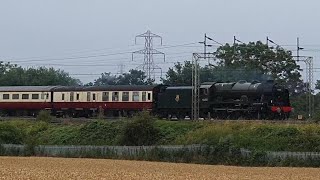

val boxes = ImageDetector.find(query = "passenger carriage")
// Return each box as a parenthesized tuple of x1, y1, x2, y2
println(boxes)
(52, 85, 159, 117)
(0, 86, 53, 116)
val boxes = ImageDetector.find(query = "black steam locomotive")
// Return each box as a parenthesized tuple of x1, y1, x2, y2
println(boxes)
(156, 80, 292, 120)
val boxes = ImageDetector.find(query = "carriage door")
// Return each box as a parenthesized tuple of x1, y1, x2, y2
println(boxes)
(70, 92, 74, 102)
(87, 92, 91, 102)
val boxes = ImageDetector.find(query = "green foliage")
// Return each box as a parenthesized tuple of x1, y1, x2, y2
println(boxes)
(3, 120, 320, 167)
(37, 125, 80, 145)
(161, 61, 193, 85)
(215, 41, 303, 94)
(316, 80, 320, 90)
(290, 93, 320, 120)
(36, 110, 53, 123)
(119, 112, 161, 146)
(78, 121, 123, 145)
(0, 62, 80, 86)
(155, 120, 203, 144)
(0, 123, 24, 144)
(162, 41, 303, 94)
(91, 69, 154, 86)
(3, 119, 320, 153)
(176, 122, 320, 152)
(161, 61, 271, 86)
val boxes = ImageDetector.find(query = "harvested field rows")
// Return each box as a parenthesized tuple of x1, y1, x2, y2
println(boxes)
(0, 157, 320, 180)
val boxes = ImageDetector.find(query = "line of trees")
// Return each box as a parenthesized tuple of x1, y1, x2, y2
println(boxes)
(0, 62, 80, 86)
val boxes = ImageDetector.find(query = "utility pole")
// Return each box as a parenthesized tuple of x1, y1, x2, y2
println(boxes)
(132, 30, 165, 80)
(295, 38, 313, 118)
(199, 33, 222, 64)
(191, 52, 215, 121)
(267, 37, 281, 49)
(297, 37, 304, 62)
(233, 36, 243, 58)
(233, 36, 243, 45)
(192, 33, 221, 120)
(292, 56, 314, 118)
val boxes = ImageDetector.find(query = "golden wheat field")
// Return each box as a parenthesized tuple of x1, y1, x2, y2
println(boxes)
(0, 157, 320, 180)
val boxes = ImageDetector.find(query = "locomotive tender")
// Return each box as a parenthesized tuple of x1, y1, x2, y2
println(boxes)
(0, 80, 292, 119)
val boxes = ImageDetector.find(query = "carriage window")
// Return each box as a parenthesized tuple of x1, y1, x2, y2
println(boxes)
(3, 94, 9, 100)
(102, 92, 109, 101)
(142, 92, 146, 101)
(92, 93, 96, 101)
(62, 93, 65, 101)
(122, 92, 129, 101)
(22, 94, 29, 99)
(147, 93, 151, 101)
(76, 93, 80, 100)
(32, 94, 39, 99)
(70, 92, 74, 101)
(42, 93, 49, 99)
(112, 92, 119, 101)
(132, 92, 139, 102)
(12, 94, 19, 99)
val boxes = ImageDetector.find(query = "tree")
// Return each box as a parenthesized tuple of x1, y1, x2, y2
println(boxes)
(117, 69, 154, 85)
(315, 80, 320, 90)
(161, 61, 271, 85)
(161, 61, 192, 85)
(93, 72, 118, 86)
(0, 62, 80, 86)
(214, 41, 303, 94)
(92, 70, 153, 86)
(119, 111, 160, 146)
(162, 41, 303, 94)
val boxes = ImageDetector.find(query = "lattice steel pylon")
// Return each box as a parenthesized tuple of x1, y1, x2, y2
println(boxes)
(192, 53, 215, 121)
(293, 56, 314, 118)
(132, 30, 165, 80)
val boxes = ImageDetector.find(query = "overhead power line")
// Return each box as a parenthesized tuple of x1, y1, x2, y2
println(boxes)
(6, 42, 200, 64)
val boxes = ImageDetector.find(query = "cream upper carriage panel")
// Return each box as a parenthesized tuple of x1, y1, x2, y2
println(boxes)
(52, 85, 157, 103)
(90, 91, 153, 102)
(53, 91, 88, 102)
(0, 86, 55, 103)
(76, 85, 155, 103)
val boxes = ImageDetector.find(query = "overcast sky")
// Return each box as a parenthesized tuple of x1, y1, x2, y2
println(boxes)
(0, 0, 320, 83)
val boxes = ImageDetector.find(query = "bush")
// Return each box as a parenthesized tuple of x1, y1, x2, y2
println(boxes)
(78, 121, 123, 145)
(36, 110, 53, 122)
(119, 111, 161, 146)
(0, 123, 24, 144)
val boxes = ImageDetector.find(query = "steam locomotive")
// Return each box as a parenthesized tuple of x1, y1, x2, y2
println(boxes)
(156, 80, 292, 120)
(0, 80, 291, 119)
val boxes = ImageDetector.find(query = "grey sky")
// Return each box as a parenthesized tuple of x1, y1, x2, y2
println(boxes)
(0, 0, 319, 83)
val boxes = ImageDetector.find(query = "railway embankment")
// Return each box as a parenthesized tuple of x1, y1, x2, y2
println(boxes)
(1, 113, 320, 166)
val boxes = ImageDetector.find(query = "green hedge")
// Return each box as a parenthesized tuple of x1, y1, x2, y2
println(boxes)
(1, 119, 320, 152)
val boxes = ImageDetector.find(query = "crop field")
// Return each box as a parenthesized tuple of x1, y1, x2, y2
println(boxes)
(0, 157, 320, 180)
